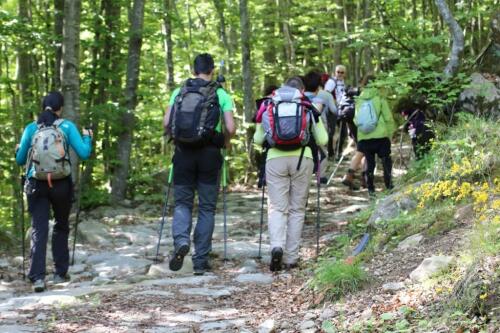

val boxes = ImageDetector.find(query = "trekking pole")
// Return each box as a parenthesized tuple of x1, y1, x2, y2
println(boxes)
(155, 164, 174, 263)
(257, 179, 265, 259)
(222, 149, 228, 262)
(19, 175, 26, 280)
(71, 160, 85, 266)
(326, 153, 346, 186)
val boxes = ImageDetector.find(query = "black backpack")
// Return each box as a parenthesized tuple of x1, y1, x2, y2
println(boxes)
(169, 78, 221, 147)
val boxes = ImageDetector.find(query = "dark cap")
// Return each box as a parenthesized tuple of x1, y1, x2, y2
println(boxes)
(42, 91, 64, 112)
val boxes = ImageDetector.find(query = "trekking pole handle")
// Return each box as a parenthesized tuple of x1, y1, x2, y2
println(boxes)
(222, 150, 227, 188)
(168, 164, 174, 184)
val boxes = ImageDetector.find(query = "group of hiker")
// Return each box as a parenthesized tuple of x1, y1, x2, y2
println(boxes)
(15, 52, 435, 292)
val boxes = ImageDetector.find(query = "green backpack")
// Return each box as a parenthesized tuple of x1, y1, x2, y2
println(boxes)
(29, 119, 71, 180)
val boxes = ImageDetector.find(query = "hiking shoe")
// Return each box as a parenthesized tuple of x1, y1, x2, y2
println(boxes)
(169, 244, 190, 271)
(320, 177, 328, 184)
(270, 247, 283, 272)
(53, 274, 70, 284)
(193, 261, 212, 276)
(32, 279, 46, 293)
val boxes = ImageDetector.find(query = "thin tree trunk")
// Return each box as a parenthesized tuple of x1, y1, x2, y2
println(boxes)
(239, 0, 253, 123)
(163, 0, 175, 91)
(279, 0, 295, 73)
(111, 0, 145, 203)
(213, 0, 234, 88)
(17, 0, 34, 122)
(262, 0, 277, 89)
(53, 0, 64, 89)
(62, 0, 82, 179)
(362, 0, 373, 77)
(435, 0, 464, 76)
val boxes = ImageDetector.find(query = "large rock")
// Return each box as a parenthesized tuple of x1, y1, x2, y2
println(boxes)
(397, 233, 424, 250)
(87, 252, 152, 279)
(258, 319, 275, 333)
(78, 220, 112, 247)
(235, 273, 273, 284)
(410, 255, 454, 282)
(368, 190, 417, 228)
(459, 73, 500, 119)
(212, 241, 270, 260)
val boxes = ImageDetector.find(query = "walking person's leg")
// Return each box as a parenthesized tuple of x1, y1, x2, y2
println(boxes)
(377, 138, 393, 190)
(192, 146, 222, 274)
(285, 157, 314, 267)
(358, 140, 377, 194)
(49, 177, 73, 280)
(27, 181, 49, 291)
(266, 157, 291, 271)
(170, 146, 196, 271)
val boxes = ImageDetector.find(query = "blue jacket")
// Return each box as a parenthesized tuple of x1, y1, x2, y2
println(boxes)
(16, 119, 92, 178)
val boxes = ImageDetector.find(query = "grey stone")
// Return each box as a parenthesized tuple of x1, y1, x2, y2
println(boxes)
(212, 241, 270, 260)
(299, 320, 316, 330)
(235, 273, 273, 284)
(78, 220, 112, 246)
(145, 328, 192, 333)
(140, 275, 217, 287)
(319, 308, 336, 320)
(148, 259, 193, 276)
(200, 321, 232, 332)
(238, 259, 258, 274)
(179, 287, 231, 298)
(367, 190, 417, 228)
(258, 319, 275, 333)
(0, 325, 40, 332)
(131, 290, 173, 297)
(382, 282, 406, 292)
(397, 234, 424, 250)
(459, 73, 500, 118)
(0, 258, 9, 268)
(360, 308, 373, 320)
(410, 256, 454, 282)
(35, 313, 47, 321)
(89, 253, 151, 279)
(69, 263, 87, 274)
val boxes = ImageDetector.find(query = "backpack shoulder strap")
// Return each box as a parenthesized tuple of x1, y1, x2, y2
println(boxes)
(53, 118, 65, 127)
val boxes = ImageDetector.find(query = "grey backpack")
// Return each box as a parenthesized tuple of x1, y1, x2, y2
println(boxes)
(29, 119, 71, 180)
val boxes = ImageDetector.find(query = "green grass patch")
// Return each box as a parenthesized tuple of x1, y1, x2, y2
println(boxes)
(312, 260, 368, 300)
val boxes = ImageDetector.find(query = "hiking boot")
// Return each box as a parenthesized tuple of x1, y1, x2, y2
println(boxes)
(341, 169, 359, 190)
(320, 177, 328, 184)
(169, 244, 190, 271)
(32, 279, 46, 293)
(53, 274, 70, 284)
(193, 261, 212, 276)
(270, 247, 283, 272)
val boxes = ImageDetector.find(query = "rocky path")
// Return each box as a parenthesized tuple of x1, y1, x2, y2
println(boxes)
(1, 143, 469, 333)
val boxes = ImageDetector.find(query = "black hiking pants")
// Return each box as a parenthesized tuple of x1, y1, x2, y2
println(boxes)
(171, 144, 222, 269)
(357, 138, 393, 193)
(27, 177, 73, 282)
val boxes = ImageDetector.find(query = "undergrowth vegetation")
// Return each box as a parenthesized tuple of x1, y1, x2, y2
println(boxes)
(313, 114, 499, 332)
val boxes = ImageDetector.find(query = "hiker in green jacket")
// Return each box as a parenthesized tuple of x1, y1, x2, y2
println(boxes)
(354, 74, 396, 196)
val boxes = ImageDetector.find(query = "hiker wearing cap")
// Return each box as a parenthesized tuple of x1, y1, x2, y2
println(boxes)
(163, 53, 236, 275)
(253, 76, 328, 271)
(15, 92, 93, 292)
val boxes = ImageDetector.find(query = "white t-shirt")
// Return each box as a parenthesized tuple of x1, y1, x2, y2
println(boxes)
(324, 77, 345, 103)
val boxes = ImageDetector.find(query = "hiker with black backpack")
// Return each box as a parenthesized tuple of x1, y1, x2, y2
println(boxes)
(253, 76, 328, 271)
(163, 53, 236, 275)
(354, 75, 396, 197)
(15, 92, 93, 292)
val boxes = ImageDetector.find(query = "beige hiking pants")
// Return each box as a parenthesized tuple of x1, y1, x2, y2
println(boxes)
(266, 156, 314, 264)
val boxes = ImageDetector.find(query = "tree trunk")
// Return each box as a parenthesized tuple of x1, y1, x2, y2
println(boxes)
(62, 0, 81, 180)
(111, 0, 145, 203)
(17, 0, 34, 121)
(434, 0, 464, 76)
(239, 0, 253, 123)
(279, 0, 295, 73)
(362, 0, 373, 77)
(53, 0, 64, 90)
(163, 0, 175, 91)
(262, 0, 277, 89)
(213, 0, 234, 88)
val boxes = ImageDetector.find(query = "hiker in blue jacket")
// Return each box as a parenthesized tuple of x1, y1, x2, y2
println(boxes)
(15, 91, 92, 292)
